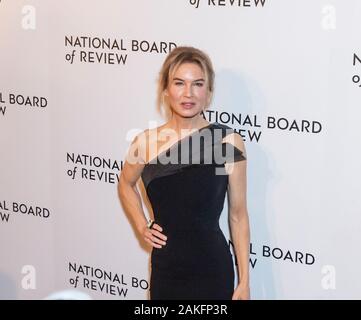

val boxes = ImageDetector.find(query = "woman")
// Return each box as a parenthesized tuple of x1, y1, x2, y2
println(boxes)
(118, 46, 250, 300)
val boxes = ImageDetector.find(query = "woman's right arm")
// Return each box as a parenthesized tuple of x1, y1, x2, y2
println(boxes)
(117, 132, 167, 249)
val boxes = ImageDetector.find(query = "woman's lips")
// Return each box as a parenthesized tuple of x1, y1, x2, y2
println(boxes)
(181, 102, 195, 109)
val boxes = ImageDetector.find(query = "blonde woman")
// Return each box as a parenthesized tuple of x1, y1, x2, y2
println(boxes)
(118, 46, 250, 300)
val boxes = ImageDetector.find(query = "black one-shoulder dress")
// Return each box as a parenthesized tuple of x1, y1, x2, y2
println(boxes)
(141, 122, 246, 300)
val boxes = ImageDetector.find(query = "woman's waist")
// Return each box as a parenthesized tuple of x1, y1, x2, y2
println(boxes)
(151, 231, 230, 256)
(153, 219, 222, 234)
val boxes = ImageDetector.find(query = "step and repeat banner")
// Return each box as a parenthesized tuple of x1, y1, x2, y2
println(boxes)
(1, 0, 360, 299)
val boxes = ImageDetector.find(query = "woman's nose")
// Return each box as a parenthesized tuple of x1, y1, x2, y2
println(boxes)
(184, 84, 193, 97)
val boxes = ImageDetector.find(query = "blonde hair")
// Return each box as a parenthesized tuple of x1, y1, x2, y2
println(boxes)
(156, 46, 215, 120)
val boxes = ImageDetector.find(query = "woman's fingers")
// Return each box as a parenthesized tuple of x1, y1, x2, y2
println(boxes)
(144, 237, 162, 248)
(152, 229, 167, 242)
(152, 223, 167, 241)
(151, 223, 163, 233)
(143, 223, 167, 248)
(148, 229, 167, 246)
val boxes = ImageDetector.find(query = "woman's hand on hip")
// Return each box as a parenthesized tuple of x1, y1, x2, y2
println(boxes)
(142, 222, 167, 248)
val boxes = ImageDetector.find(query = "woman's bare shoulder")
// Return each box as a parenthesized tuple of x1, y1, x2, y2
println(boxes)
(129, 124, 169, 163)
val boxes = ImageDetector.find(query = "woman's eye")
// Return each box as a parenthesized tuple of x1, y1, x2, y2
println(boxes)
(175, 82, 183, 86)
(194, 82, 204, 87)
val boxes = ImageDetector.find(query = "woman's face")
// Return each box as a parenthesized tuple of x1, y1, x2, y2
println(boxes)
(165, 62, 209, 118)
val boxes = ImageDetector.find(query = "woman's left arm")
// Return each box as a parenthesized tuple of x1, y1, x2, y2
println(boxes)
(223, 133, 250, 300)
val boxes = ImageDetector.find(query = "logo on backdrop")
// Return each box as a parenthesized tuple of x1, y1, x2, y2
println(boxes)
(64, 35, 177, 66)
(231, 241, 316, 269)
(352, 53, 361, 88)
(0, 199, 50, 223)
(66, 152, 122, 184)
(188, 0, 267, 9)
(0, 92, 47, 117)
(68, 262, 148, 298)
(203, 110, 322, 142)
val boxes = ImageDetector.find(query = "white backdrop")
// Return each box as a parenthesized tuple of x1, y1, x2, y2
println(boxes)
(1, 0, 361, 299)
